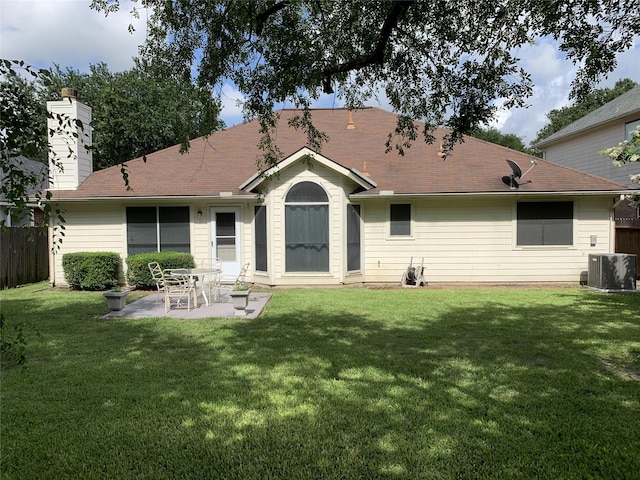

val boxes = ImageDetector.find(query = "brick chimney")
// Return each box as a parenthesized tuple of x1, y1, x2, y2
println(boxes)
(47, 89, 92, 190)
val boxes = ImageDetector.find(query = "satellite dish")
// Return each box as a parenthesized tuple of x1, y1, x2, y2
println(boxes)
(506, 159, 522, 178)
(502, 159, 537, 189)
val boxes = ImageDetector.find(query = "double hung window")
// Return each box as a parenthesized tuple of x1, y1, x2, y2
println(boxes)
(126, 206, 190, 254)
(517, 201, 573, 246)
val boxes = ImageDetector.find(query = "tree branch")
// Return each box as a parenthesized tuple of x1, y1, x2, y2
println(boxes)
(321, 0, 414, 93)
(255, 0, 291, 35)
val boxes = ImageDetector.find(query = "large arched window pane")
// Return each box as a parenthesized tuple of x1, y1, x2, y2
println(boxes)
(285, 182, 329, 272)
(286, 182, 328, 202)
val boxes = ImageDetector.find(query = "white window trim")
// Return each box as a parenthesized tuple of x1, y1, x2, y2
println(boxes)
(388, 202, 414, 238)
(511, 200, 577, 250)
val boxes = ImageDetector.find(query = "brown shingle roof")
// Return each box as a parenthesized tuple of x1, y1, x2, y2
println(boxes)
(53, 107, 629, 199)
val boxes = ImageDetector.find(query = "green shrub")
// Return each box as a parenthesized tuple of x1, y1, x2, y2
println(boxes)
(125, 252, 195, 289)
(62, 252, 121, 290)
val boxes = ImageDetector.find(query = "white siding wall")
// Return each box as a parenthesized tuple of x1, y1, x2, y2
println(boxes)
(50, 202, 126, 286)
(262, 160, 354, 285)
(543, 118, 640, 187)
(47, 99, 93, 191)
(359, 195, 615, 283)
(50, 198, 260, 288)
(50, 189, 617, 287)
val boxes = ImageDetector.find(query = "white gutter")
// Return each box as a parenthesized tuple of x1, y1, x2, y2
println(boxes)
(351, 190, 631, 199)
(44, 194, 259, 202)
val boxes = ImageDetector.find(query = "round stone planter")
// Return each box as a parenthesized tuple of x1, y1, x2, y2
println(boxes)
(103, 289, 130, 311)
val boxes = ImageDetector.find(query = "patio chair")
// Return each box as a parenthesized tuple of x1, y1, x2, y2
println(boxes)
(219, 262, 250, 288)
(148, 262, 165, 304)
(163, 269, 195, 313)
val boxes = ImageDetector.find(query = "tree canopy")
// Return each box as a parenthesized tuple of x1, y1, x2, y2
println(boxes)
(92, 0, 640, 162)
(27, 61, 222, 169)
(0, 59, 221, 229)
(532, 78, 638, 145)
(469, 127, 539, 157)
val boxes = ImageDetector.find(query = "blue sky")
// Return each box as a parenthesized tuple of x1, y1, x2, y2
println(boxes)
(2, 0, 639, 144)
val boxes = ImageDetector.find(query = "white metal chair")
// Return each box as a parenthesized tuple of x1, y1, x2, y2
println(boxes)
(163, 269, 195, 313)
(218, 263, 249, 291)
(148, 262, 165, 304)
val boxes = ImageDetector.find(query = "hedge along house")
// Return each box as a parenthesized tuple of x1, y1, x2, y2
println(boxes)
(46, 93, 632, 287)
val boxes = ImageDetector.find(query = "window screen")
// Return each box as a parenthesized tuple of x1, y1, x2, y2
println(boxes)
(347, 204, 361, 271)
(127, 206, 190, 254)
(254, 206, 268, 272)
(517, 202, 573, 246)
(215, 212, 236, 261)
(159, 207, 190, 252)
(285, 182, 329, 272)
(390, 204, 411, 236)
(127, 207, 157, 255)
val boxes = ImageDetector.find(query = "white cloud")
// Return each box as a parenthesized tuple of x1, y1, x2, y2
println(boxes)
(0, 0, 146, 72)
(218, 82, 246, 127)
(491, 37, 640, 144)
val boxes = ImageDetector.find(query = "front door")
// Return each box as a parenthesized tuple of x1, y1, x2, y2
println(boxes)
(210, 207, 242, 279)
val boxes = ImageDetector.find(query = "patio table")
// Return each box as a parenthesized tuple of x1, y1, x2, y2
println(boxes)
(170, 268, 221, 307)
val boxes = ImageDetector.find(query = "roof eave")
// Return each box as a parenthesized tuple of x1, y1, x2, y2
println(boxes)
(351, 190, 631, 199)
(240, 147, 377, 192)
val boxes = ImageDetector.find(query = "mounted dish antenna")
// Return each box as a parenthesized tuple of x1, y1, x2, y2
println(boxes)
(502, 159, 537, 189)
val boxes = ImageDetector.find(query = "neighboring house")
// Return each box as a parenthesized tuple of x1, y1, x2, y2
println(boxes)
(46, 94, 631, 287)
(533, 85, 640, 225)
(1, 155, 48, 227)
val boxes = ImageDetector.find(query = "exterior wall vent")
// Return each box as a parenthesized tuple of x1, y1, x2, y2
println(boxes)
(587, 254, 637, 291)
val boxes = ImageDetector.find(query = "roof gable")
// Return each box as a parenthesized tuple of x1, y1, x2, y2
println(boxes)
(240, 147, 377, 193)
(51, 107, 630, 200)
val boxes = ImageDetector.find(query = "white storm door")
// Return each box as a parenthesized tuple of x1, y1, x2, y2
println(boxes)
(210, 207, 242, 279)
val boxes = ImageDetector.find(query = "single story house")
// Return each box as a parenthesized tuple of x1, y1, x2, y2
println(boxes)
(46, 93, 632, 287)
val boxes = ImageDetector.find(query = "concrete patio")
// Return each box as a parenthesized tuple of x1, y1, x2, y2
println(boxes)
(102, 288, 272, 319)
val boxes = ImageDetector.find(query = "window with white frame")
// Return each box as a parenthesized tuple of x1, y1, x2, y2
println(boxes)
(285, 182, 329, 272)
(390, 203, 411, 236)
(347, 204, 361, 271)
(126, 206, 190, 255)
(254, 205, 268, 272)
(517, 201, 573, 246)
(625, 119, 640, 140)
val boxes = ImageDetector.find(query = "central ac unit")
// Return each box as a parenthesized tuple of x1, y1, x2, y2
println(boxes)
(587, 254, 637, 290)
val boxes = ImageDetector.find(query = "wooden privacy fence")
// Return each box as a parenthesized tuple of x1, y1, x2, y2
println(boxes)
(0, 227, 49, 289)
(615, 227, 640, 279)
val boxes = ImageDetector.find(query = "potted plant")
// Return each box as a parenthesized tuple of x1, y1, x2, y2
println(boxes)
(229, 280, 251, 316)
(103, 287, 130, 311)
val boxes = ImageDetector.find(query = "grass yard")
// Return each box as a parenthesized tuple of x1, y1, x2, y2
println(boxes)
(1, 283, 639, 479)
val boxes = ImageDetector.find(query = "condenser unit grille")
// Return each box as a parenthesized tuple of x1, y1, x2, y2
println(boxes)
(588, 254, 637, 290)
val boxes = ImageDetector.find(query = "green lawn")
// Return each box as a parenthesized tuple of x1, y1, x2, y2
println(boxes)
(1, 283, 639, 479)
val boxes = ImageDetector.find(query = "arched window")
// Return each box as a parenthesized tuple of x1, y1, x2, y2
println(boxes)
(285, 182, 329, 272)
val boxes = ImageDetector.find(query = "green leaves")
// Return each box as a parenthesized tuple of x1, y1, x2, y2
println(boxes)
(93, 0, 639, 158)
